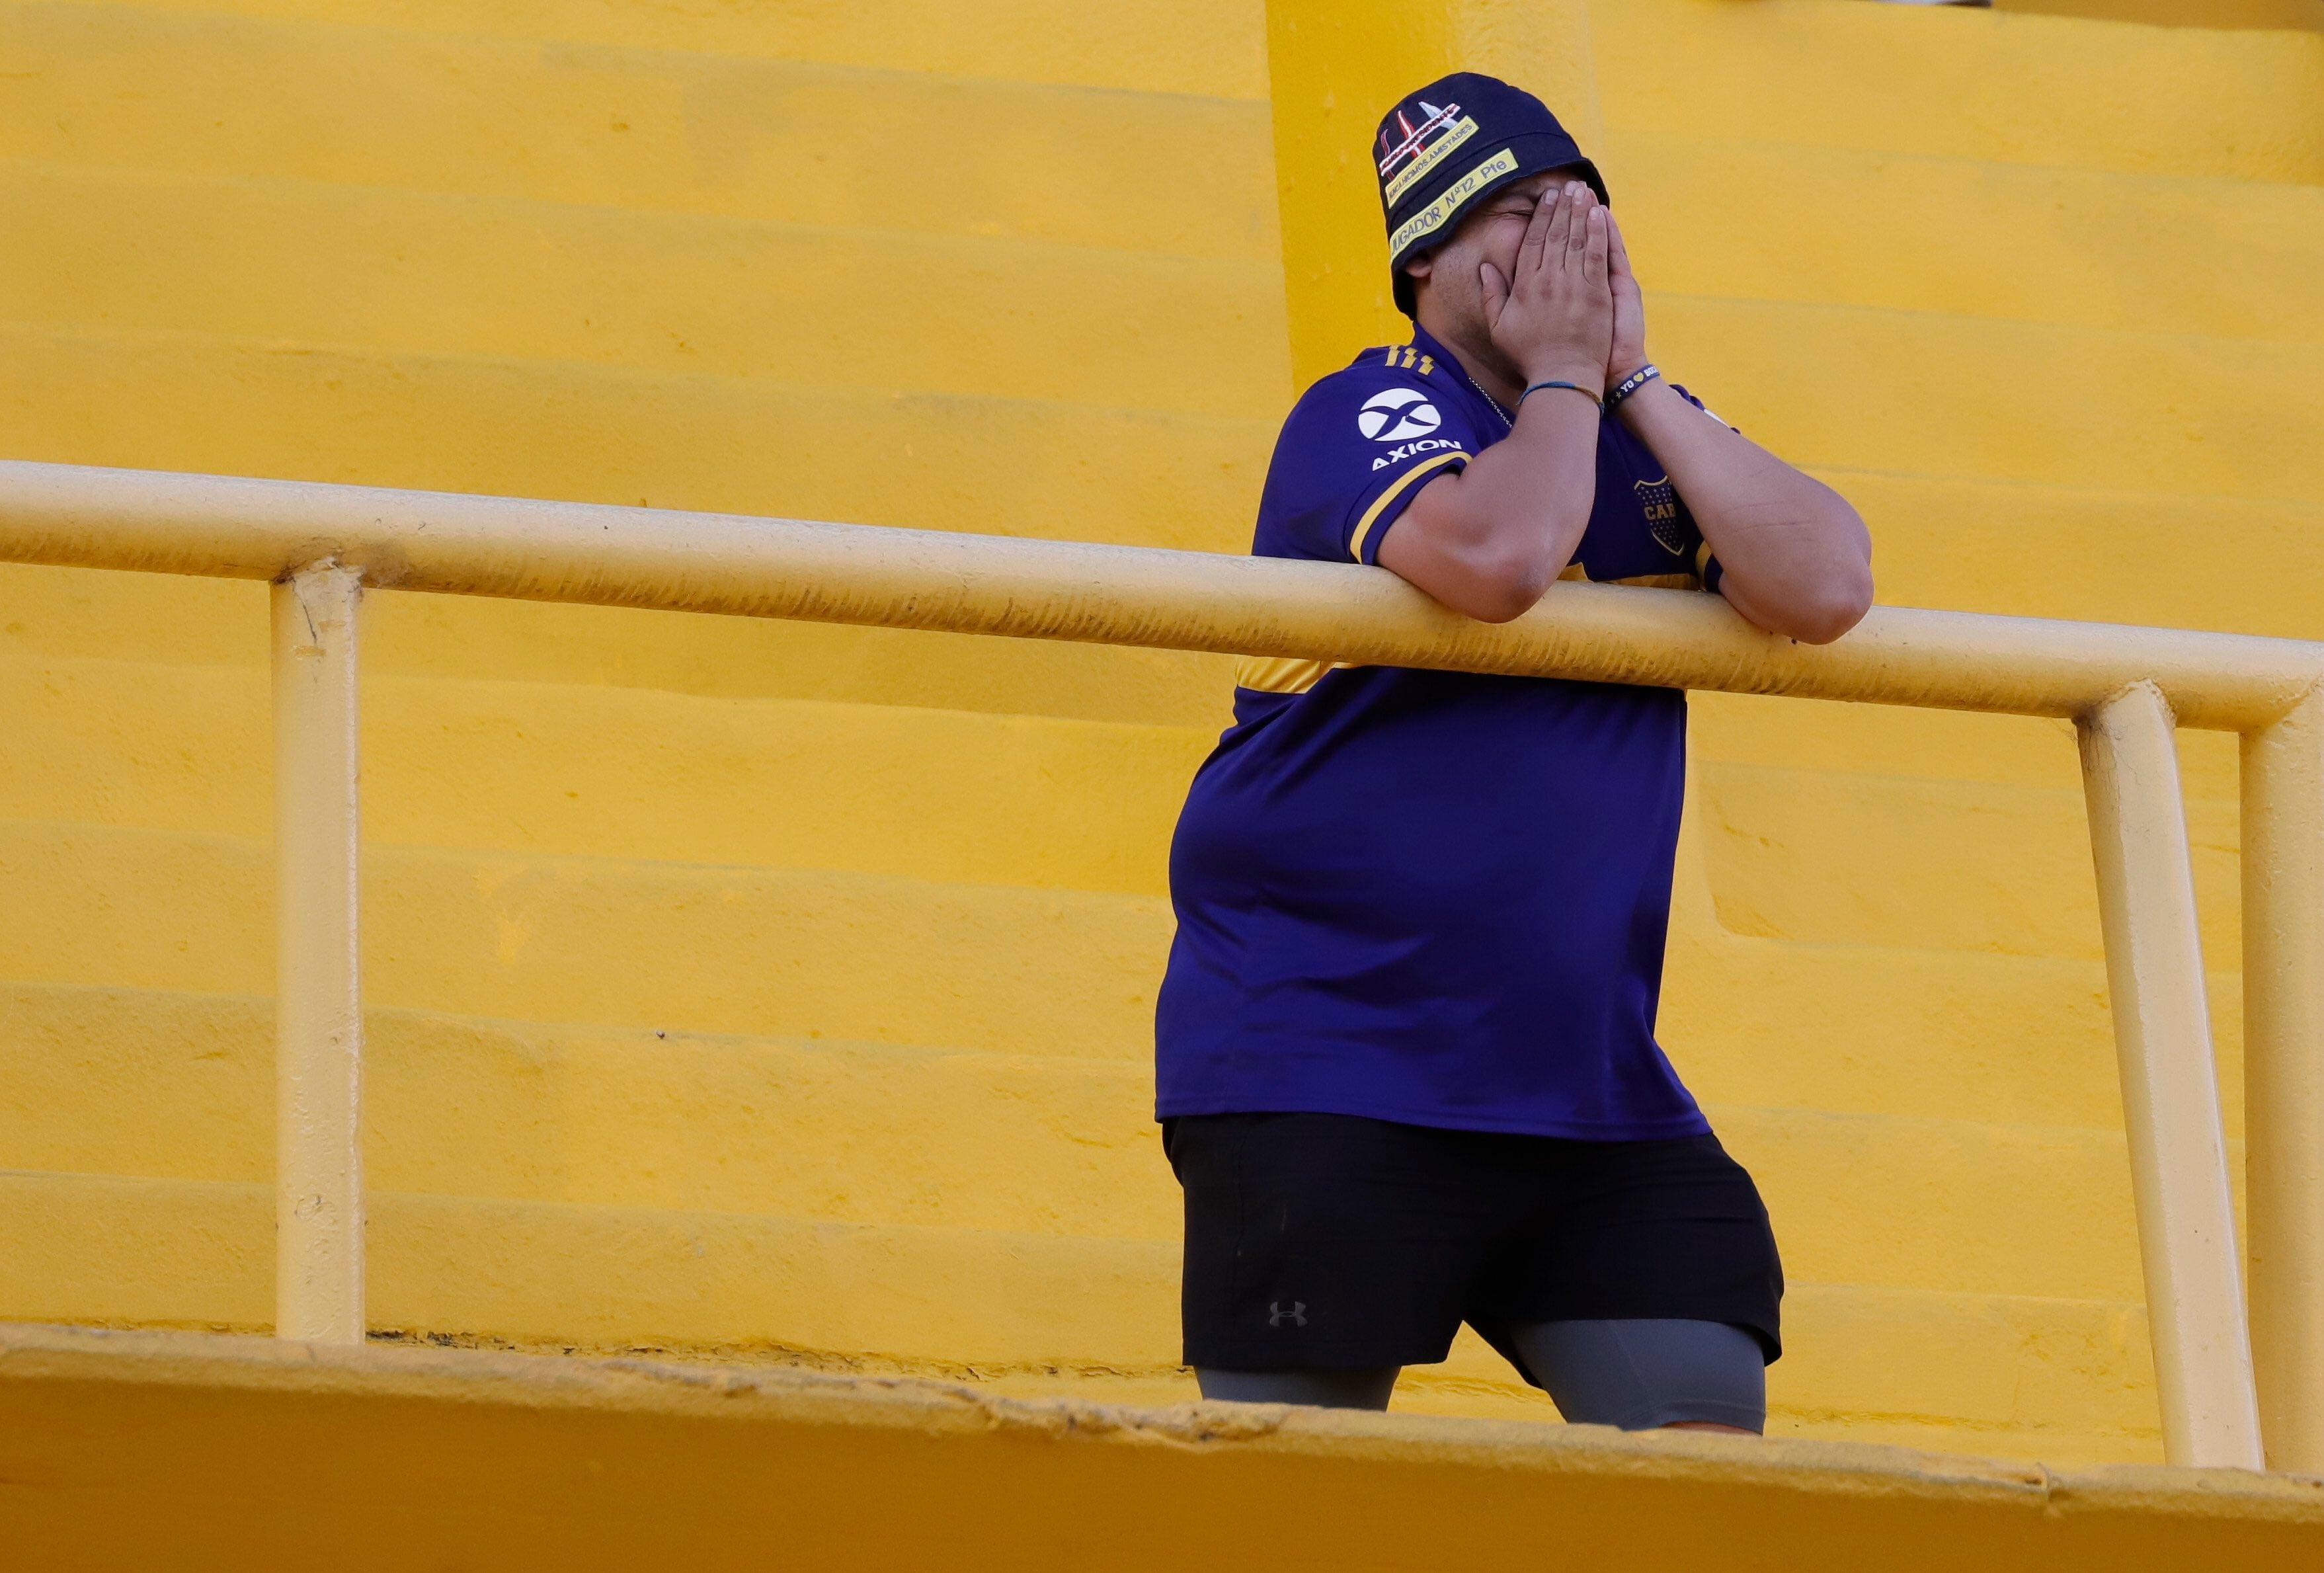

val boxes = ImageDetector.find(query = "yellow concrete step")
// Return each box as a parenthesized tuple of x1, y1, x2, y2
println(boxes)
(0, 817, 1172, 1055)
(1683, 702, 2249, 1083)
(0, 975, 2173, 1303)
(0, 651, 1208, 895)
(1819, 472, 2324, 635)
(1992, 0, 2324, 28)
(0, 829, 2158, 1141)
(1665, 936, 2169, 1136)
(1697, 762, 2240, 963)
(0, 1166, 2168, 1457)
(0, 776, 2210, 1137)
(34, 1325, 2298, 1566)
(0, 565, 1240, 728)
(1608, 128, 2324, 343)
(18, 155, 2319, 488)
(1690, 700, 2241, 803)
(0, 2, 1279, 262)
(0, 797, 2164, 1115)
(0, 324, 1274, 553)
(10, 305, 2321, 564)
(1657, 294, 2324, 503)
(1771, 1280, 2157, 1460)
(0, 987, 1177, 1241)
(0, 161, 1287, 424)
(0, 638, 2239, 1150)
(51, 0, 1271, 99)
(1594, 0, 2324, 183)
(0, 646, 2243, 962)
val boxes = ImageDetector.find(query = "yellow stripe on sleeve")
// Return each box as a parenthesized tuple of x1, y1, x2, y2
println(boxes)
(1234, 655, 1347, 694)
(1349, 450, 1466, 563)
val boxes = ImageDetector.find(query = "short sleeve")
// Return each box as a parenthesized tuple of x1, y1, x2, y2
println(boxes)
(1254, 366, 1488, 567)
(1670, 382, 1739, 435)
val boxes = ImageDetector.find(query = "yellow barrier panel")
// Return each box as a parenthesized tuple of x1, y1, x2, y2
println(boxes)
(2, 457, 2319, 1472)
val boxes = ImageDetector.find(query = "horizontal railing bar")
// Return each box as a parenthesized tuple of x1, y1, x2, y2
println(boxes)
(3, 460, 2319, 731)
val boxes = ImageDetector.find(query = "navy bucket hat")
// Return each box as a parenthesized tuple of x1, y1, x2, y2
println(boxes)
(1376, 72, 1608, 317)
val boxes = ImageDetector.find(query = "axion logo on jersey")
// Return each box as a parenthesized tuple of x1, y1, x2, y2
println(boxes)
(1371, 438, 1461, 472)
(1378, 100, 1480, 207)
(1357, 387, 1442, 443)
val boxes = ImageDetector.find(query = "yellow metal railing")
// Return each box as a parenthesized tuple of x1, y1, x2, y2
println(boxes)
(3, 458, 2319, 1474)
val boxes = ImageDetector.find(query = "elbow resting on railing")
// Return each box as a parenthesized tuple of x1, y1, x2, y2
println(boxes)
(1416, 542, 1876, 643)
(1379, 530, 1574, 625)
(1461, 547, 1565, 625)
(1751, 557, 1876, 647)
(1709, 497, 1878, 647)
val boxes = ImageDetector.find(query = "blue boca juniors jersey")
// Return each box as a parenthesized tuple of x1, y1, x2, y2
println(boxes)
(1154, 325, 1723, 1139)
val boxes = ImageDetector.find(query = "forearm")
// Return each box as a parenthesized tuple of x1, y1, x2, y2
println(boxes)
(1617, 381, 1872, 642)
(1378, 393, 1601, 622)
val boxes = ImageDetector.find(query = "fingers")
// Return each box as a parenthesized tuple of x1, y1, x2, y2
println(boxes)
(1564, 182, 1596, 261)
(1479, 259, 1510, 323)
(1483, 181, 1614, 383)
(1582, 204, 1609, 288)
(1518, 184, 1560, 278)
(1605, 208, 1635, 284)
(1527, 184, 1568, 277)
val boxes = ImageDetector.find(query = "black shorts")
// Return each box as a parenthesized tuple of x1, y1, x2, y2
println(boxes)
(1164, 1112, 1783, 1381)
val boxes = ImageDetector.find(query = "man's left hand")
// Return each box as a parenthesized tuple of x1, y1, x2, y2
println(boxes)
(1606, 210, 1648, 385)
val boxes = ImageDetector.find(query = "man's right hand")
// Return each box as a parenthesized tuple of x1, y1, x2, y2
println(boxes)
(1479, 182, 1613, 395)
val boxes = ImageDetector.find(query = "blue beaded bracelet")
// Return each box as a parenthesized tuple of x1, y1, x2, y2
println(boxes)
(1603, 362, 1662, 411)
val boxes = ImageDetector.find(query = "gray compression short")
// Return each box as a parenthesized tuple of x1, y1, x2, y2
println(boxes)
(1195, 1316, 1766, 1431)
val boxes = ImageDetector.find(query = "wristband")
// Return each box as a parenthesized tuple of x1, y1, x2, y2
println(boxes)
(1520, 380, 1603, 410)
(1603, 363, 1661, 411)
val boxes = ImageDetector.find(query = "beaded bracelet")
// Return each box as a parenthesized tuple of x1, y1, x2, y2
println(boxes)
(1603, 362, 1662, 411)
(1520, 380, 1604, 410)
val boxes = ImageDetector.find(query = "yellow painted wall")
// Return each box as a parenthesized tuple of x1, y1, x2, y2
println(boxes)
(1, 0, 2322, 1471)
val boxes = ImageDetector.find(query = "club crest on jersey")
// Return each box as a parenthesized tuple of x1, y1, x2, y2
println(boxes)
(1378, 99, 1480, 206)
(1635, 475, 1687, 555)
(1357, 387, 1443, 443)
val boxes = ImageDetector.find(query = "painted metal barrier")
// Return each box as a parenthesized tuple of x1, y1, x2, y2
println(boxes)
(1, 458, 2318, 1474)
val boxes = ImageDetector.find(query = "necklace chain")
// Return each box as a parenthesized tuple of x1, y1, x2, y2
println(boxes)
(1441, 350, 1513, 430)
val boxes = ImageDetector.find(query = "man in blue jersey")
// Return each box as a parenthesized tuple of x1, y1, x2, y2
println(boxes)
(1154, 75, 1873, 1428)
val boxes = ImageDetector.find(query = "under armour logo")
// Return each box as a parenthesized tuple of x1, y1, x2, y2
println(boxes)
(1269, 1301, 1308, 1328)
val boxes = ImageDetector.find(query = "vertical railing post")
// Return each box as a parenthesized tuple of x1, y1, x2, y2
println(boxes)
(271, 561, 366, 1344)
(2079, 680, 2263, 1468)
(2242, 688, 2324, 1474)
